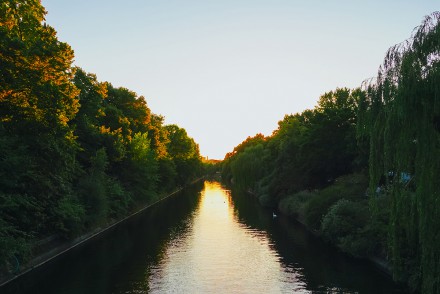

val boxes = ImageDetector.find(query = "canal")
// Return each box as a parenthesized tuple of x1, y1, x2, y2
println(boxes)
(3, 180, 405, 293)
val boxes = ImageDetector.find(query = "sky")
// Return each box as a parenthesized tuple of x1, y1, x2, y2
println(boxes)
(41, 0, 438, 160)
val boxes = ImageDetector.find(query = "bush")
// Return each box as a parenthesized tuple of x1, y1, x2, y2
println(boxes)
(54, 196, 85, 238)
(321, 199, 374, 257)
(258, 193, 273, 207)
(278, 190, 315, 221)
(107, 178, 131, 219)
(304, 173, 367, 230)
(0, 217, 31, 275)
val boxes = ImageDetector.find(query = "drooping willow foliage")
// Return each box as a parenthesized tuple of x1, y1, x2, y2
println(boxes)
(359, 12, 440, 293)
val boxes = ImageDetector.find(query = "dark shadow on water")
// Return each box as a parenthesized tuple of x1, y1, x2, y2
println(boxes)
(1, 181, 204, 294)
(2, 180, 407, 294)
(228, 184, 407, 294)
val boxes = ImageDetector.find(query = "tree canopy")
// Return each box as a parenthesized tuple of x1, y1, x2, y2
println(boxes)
(223, 12, 440, 294)
(222, 88, 363, 202)
(359, 12, 440, 293)
(0, 1, 204, 276)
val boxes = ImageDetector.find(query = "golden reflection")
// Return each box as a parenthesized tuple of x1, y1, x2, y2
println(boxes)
(198, 181, 233, 223)
(149, 180, 307, 293)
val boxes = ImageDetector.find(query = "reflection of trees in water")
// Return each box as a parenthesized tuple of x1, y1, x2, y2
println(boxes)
(3, 180, 404, 294)
(228, 184, 404, 293)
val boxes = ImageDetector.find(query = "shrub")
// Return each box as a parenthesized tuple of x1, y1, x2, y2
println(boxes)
(54, 195, 85, 238)
(0, 217, 31, 275)
(304, 173, 367, 230)
(321, 199, 374, 257)
(278, 190, 314, 221)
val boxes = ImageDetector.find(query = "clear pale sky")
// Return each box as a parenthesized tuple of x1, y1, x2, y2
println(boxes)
(41, 0, 438, 160)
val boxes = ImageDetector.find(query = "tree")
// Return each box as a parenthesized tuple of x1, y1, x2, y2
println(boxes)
(359, 12, 440, 293)
(165, 125, 202, 185)
(0, 0, 81, 268)
(0, 1, 206, 275)
(300, 88, 360, 188)
(229, 141, 267, 190)
(72, 68, 109, 165)
(118, 132, 158, 203)
(262, 89, 361, 202)
(0, 0, 80, 231)
(222, 88, 363, 208)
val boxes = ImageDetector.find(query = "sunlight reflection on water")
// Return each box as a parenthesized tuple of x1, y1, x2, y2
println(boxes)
(147, 181, 309, 293)
(2, 181, 405, 294)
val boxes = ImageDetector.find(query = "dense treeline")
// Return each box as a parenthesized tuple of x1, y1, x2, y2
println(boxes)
(359, 12, 440, 293)
(0, 1, 204, 275)
(222, 12, 440, 293)
(222, 87, 363, 203)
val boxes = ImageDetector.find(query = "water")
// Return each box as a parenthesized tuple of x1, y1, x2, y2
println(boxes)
(2, 180, 405, 293)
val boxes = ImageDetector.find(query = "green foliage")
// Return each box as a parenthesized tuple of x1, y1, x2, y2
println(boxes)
(165, 125, 199, 160)
(321, 199, 374, 257)
(148, 114, 169, 159)
(225, 133, 266, 157)
(0, 0, 82, 264)
(219, 10, 440, 294)
(230, 142, 267, 190)
(0, 135, 35, 268)
(54, 196, 85, 238)
(278, 190, 315, 221)
(278, 174, 387, 259)
(165, 125, 202, 186)
(119, 132, 158, 202)
(299, 89, 360, 187)
(0, 216, 31, 275)
(106, 177, 130, 218)
(157, 158, 178, 191)
(201, 159, 221, 176)
(0, 1, 204, 276)
(223, 89, 363, 207)
(359, 12, 440, 292)
(78, 148, 110, 226)
(222, 134, 274, 205)
(304, 174, 367, 230)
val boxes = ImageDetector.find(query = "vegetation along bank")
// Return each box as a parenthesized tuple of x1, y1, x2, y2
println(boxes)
(0, 1, 217, 284)
(221, 12, 440, 294)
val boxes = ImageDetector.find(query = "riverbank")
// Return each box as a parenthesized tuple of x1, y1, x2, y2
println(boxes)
(278, 174, 393, 274)
(238, 173, 395, 278)
(279, 202, 393, 277)
(0, 177, 205, 287)
(277, 174, 392, 278)
(2, 179, 404, 293)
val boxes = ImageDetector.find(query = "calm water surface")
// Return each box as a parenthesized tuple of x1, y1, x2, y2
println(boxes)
(3, 180, 405, 293)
